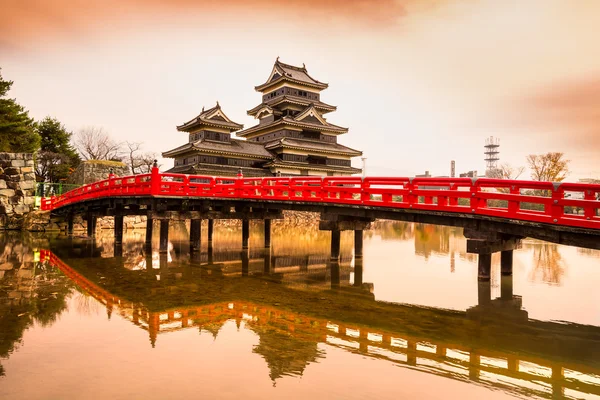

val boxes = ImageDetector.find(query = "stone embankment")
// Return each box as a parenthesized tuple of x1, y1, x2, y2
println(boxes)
(24, 210, 320, 233)
(0, 153, 36, 230)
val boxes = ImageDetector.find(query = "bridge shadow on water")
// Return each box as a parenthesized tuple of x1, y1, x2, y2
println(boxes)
(1, 226, 600, 399)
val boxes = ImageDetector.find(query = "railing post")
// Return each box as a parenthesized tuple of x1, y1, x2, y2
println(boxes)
(151, 159, 160, 195)
(236, 168, 243, 198)
(584, 189, 596, 220)
(108, 168, 115, 197)
(508, 185, 520, 217)
(551, 183, 564, 223)
(469, 179, 480, 213)
(406, 179, 416, 207)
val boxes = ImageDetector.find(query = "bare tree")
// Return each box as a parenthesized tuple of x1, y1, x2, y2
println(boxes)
(487, 163, 525, 180)
(74, 126, 123, 161)
(527, 152, 570, 182)
(125, 141, 157, 175)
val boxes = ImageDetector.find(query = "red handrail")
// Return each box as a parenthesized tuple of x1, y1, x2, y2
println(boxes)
(40, 168, 600, 230)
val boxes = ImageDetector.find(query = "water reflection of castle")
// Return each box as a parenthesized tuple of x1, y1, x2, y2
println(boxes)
(36, 245, 600, 399)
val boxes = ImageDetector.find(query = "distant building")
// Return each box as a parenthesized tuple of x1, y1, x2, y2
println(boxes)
(460, 170, 478, 178)
(163, 58, 362, 177)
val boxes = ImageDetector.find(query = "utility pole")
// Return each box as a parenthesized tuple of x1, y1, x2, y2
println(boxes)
(361, 157, 367, 179)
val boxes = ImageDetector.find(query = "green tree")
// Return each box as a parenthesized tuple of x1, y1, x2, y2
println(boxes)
(0, 68, 40, 153)
(35, 117, 81, 182)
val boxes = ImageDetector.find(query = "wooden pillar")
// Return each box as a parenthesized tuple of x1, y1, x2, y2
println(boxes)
(478, 280, 491, 306)
(145, 218, 153, 248)
(469, 352, 480, 381)
(86, 214, 96, 237)
(436, 346, 446, 357)
(207, 242, 213, 264)
(241, 248, 249, 277)
(354, 229, 363, 258)
(242, 220, 250, 249)
(330, 229, 341, 261)
(114, 215, 124, 246)
(354, 257, 363, 287)
(407, 341, 417, 366)
(159, 253, 168, 277)
(330, 260, 340, 288)
(145, 251, 154, 272)
(159, 219, 169, 253)
(264, 219, 271, 248)
(190, 219, 201, 252)
(501, 275, 513, 300)
(478, 253, 491, 281)
(552, 366, 564, 399)
(263, 250, 272, 275)
(67, 214, 74, 236)
(501, 250, 513, 275)
(207, 219, 214, 242)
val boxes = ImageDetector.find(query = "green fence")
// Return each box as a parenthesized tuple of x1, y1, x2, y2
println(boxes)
(35, 182, 81, 198)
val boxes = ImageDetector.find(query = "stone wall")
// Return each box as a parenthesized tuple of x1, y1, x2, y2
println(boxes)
(0, 153, 36, 230)
(67, 160, 129, 185)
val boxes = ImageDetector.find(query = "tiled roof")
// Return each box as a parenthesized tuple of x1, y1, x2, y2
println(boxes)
(247, 97, 337, 116)
(265, 138, 362, 156)
(163, 139, 274, 159)
(236, 115, 348, 138)
(256, 59, 328, 91)
(177, 103, 243, 132)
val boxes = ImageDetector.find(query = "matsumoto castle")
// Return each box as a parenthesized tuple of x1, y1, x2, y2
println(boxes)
(163, 58, 363, 177)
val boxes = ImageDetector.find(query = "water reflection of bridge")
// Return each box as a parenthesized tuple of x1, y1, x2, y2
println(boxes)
(42, 247, 600, 400)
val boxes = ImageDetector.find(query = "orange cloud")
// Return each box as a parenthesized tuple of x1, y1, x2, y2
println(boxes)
(527, 76, 600, 147)
(1, 0, 432, 51)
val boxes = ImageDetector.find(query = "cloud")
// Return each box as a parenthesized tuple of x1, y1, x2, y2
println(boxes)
(526, 76, 600, 147)
(0, 0, 431, 51)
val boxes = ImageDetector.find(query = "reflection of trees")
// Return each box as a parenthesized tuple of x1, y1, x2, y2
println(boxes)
(526, 243, 566, 285)
(0, 234, 72, 376)
(373, 221, 414, 241)
(414, 224, 463, 260)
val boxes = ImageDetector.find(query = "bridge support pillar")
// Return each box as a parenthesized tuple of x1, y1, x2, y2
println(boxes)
(263, 249, 272, 275)
(477, 280, 491, 306)
(242, 220, 250, 249)
(264, 219, 271, 248)
(478, 254, 492, 281)
(241, 248, 249, 277)
(407, 341, 417, 366)
(501, 275, 513, 300)
(464, 229, 522, 282)
(354, 257, 363, 287)
(190, 219, 201, 252)
(207, 242, 213, 264)
(501, 250, 513, 275)
(330, 229, 341, 261)
(354, 229, 363, 258)
(159, 220, 169, 253)
(145, 218, 154, 248)
(67, 214, 74, 236)
(86, 214, 96, 237)
(330, 259, 340, 288)
(208, 219, 214, 242)
(114, 215, 124, 246)
(469, 352, 481, 381)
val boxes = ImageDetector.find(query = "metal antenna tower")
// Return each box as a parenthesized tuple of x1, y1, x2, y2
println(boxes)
(484, 136, 500, 173)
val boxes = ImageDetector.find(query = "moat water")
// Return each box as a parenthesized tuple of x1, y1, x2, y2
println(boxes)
(0, 221, 599, 399)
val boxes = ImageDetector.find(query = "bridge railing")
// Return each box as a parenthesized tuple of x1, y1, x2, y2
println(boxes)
(40, 168, 600, 230)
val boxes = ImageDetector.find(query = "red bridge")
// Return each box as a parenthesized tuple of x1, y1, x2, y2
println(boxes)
(41, 164, 600, 281)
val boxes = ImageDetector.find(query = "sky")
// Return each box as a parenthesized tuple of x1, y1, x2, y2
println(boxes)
(1, 0, 599, 180)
